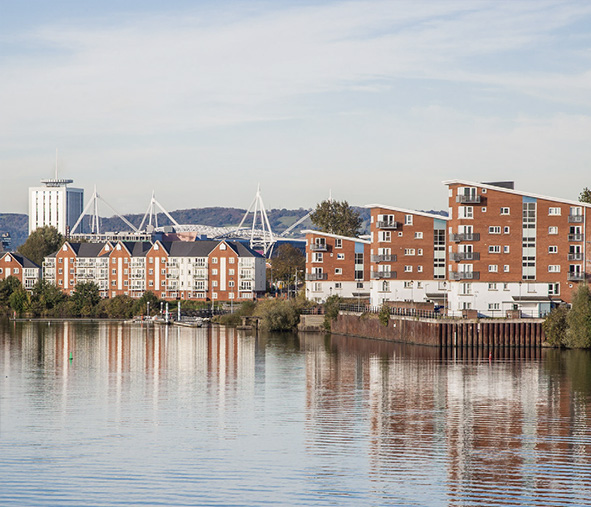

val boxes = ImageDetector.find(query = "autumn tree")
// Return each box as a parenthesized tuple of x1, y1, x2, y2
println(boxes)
(270, 244, 305, 284)
(310, 200, 363, 237)
(71, 281, 101, 316)
(18, 226, 64, 266)
(565, 284, 591, 349)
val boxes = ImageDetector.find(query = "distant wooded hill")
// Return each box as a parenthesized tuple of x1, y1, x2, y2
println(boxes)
(1, 207, 447, 249)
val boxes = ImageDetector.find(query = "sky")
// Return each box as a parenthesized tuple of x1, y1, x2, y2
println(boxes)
(1, 0, 591, 216)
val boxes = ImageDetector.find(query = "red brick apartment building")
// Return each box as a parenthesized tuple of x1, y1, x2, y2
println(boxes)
(303, 230, 370, 303)
(43, 240, 266, 301)
(444, 180, 591, 317)
(366, 205, 449, 306)
(0, 252, 41, 290)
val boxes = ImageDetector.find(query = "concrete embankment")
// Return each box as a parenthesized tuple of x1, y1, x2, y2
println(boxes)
(330, 312, 546, 348)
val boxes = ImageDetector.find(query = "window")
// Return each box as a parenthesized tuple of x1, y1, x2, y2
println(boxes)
(500, 207, 510, 215)
(489, 226, 501, 234)
(112, 269, 116, 275)
(404, 281, 413, 288)
(149, 281, 153, 287)
(404, 248, 415, 256)
(149, 269, 153, 275)
(548, 246, 558, 254)
(488, 283, 498, 291)
(161, 269, 166, 275)
(458, 206, 473, 219)
(417, 266, 423, 273)
(548, 226, 558, 235)
(504, 265, 510, 272)
(149, 257, 153, 264)
(489, 245, 501, 253)
(405, 214, 413, 225)
(357, 282, 364, 289)
(548, 265, 561, 273)
(112, 258, 116, 264)
(489, 265, 498, 272)
(418, 248, 423, 256)
(124, 280, 128, 286)
(229, 269, 235, 275)
(212, 280, 218, 287)
(378, 231, 391, 242)
(548, 283, 560, 295)
(335, 268, 342, 275)
(58, 258, 63, 264)
(335, 239, 342, 248)
(212, 269, 218, 275)
(312, 252, 323, 263)
(229, 281, 235, 288)
(212, 257, 218, 264)
(548, 207, 561, 216)
(488, 303, 500, 311)
(229, 257, 235, 264)
(337, 253, 345, 260)
(111, 280, 116, 286)
(503, 246, 510, 253)
(335, 282, 342, 289)
(404, 265, 413, 272)
(414, 232, 423, 239)
(58, 268, 63, 274)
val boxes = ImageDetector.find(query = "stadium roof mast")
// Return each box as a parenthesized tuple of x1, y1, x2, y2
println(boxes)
(139, 191, 180, 232)
(234, 184, 275, 256)
(70, 186, 139, 235)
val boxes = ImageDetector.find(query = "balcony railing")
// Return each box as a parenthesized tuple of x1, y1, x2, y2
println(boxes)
(568, 215, 584, 223)
(371, 254, 397, 263)
(450, 271, 480, 280)
(567, 272, 586, 281)
(450, 252, 480, 262)
(450, 233, 480, 242)
(376, 220, 398, 229)
(310, 243, 328, 252)
(193, 273, 207, 279)
(568, 234, 584, 242)
(568, 253, 583, 261)
(305, 273, 327, 281)
(370, 271, 397, 280)
(456, 195, 481, 204)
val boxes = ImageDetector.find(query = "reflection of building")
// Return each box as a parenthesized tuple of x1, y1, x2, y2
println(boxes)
(28, 171, 84, 235)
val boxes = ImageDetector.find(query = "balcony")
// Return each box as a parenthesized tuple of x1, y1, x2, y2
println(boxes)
(456, 195, 481, 204)
(310, 243, 328, 252)
(371, 271, 397, 280)
(376, 220, 398, 229)
(450, 252, 480, 262)
(568, 253, 583, 261)
(568, 234, 584, 242)
(568, 215, 584, 223)
(567, 272, 586, 281)
(450, 233, 480, 242)
(193, 272, 207, 279)
(305, 273, 327, 281)
(450, 271, 480, 280)
(371, 254, 397, 263)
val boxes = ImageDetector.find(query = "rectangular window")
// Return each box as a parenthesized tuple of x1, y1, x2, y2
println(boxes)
(212, 257, 218, 263)
(489, 226, 501, 234)
(548, 207, 561, 216)
(335, 239, 342, 248)
(488, 283, 497, 291)
(414, 232, 423, 239)
(489, 265, 498, 272)
(212, 280, 218, 287)
(337, 253, 345, 260)
(229, 269, 235, 275)
(500, 207, 510, 215)
(548, 265, 561, 273)
(503, 226, 510, 234)
(504, 265, 510, 272)
(405, 214, 413, 225)
(548, 246, 558, 254)
(458, 206, 473, 219)
(404, 248, 415, 256)
(404, 265, 412, 272)
(503, 246, 510, 253)
(404, 281, 413, 288)
(312, 252, 323, 263)
(488, 303, 500, 311)
(229, 281, 235, 288)
(548, 283, 560, 295)
(548, 226, 558, 235)
(335, 282, 342, 289)
(417, 266, 423, 273)
(335, 268, 342, 275)
(489, 245, 501, 253)
(417, 248, 423, 256)
(378, 231, 391, 242)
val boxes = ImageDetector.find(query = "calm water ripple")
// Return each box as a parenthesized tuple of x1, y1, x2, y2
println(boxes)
(1, 320, 591, 506)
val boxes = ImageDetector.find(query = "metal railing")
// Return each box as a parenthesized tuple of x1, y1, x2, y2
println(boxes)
(449, 252, 480, 261)
(567, 272, 586, 281)
(376, 220, 398, 229)
(305, 273, 328, 281)
(370, 271, 397, 279)
(310, 243, 328, 251)
(450, 233, 480, 242)
(371, 254, 397, 263)
(568, 234, 584, 241)
(456, 195, 481, 204)
(568, 253, 583, 261)
(450, 271, 480, 280)
(568, 215, 584, 223)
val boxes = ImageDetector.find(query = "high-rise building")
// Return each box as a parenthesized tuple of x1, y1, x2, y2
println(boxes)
(28, 167, 84, 236)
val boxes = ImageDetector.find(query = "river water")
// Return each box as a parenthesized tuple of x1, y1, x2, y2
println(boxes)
(1, 319, 590, 506)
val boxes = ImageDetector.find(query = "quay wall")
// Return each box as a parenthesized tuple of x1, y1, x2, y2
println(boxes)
(331, 312, 546, 348)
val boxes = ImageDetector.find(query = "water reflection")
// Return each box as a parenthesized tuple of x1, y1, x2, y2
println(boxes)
(1, 320, 591, 506)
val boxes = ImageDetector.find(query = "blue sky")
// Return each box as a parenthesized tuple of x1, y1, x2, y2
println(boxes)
(2, 0, 591, 215)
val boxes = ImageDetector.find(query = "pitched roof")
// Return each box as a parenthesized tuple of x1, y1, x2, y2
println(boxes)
(121, 241, 153, 257)
(302, 230, 371, 244)
(3, 252, 40, 269)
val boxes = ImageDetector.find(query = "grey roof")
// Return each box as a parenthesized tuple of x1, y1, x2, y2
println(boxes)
(121, 241, 153, 257)
(3, 253, 40, 269)
(69, 243, 109, 258)
(160, 240, 264, 259)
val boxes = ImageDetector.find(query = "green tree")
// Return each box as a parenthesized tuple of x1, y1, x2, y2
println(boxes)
(579, 187, 591, 204)
(9, 285, 30, 315)
(71, 281, 101, 316)
(29, 279, 67, 316)
(254, 299, 300, 331)
(566, 284, 591, 348)
(542, 305, 568, 347)
(18, 226, 64, 266)
(323, 294, 342, 331)
(270, 244, 305, 284)
(133, 291, 160, 316)
(0, 276, 22, 308)
(310, 200, 363, 237)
